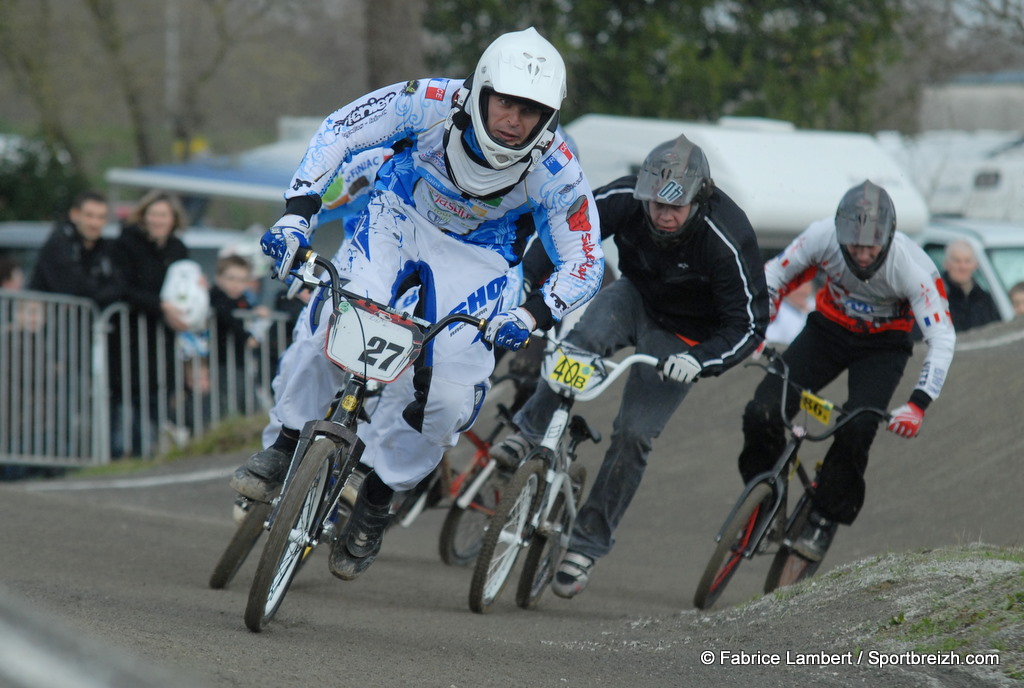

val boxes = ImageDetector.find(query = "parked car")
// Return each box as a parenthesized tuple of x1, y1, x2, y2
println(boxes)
(917, 216, 1024, 322)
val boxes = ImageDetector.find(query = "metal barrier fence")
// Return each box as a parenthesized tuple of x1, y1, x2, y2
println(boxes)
(0, 288, 293, 468)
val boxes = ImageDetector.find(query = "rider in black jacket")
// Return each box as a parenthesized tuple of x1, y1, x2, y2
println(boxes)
(494, 134, 770, 599)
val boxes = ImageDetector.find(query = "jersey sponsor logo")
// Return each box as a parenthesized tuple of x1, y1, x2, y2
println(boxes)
(567, 196, 591, 232)
(403, 79, 419, 94)
(558, 171, 585, 195)
(542, 142, 574, 174)
(845, 299, 874, 314)
(338, 92, 398, 127)
(425, 79, 448, 101)
(566, 197, 598, 280)
(451, 274, 507, 317)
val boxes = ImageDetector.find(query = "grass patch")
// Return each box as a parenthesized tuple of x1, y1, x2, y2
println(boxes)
(69, 414, 264, 478)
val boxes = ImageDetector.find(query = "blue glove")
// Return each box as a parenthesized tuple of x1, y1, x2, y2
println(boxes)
(484, 306, 535, 351)
(261, 214, 312, 281)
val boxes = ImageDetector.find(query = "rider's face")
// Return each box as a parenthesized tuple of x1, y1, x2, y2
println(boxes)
(485, 93, 544, 148)
(844, 244, 882, 270)
(648, 200, 692, 235)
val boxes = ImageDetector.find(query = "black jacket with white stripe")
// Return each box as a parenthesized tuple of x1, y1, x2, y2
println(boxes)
(527, 175, 769, 377)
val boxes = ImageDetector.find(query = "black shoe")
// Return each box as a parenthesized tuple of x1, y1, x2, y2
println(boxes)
(488, 432, 535, 471)
(328, 495, 392, 581)
(229, 447, 291, 502)
(791, 510, 837, 563)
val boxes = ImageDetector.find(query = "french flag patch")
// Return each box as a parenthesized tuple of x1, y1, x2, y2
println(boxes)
(425, 79, 448, 101)
(924, 311, 945, 327)
(543, 142, 574, 174)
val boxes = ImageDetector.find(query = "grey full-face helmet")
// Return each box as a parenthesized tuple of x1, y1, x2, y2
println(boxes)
(633, 134, 712, 245)
(835, 180, 897, 280)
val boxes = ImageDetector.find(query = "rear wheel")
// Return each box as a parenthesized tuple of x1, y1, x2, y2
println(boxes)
(245, 440, 336, 632)
(439, 467, 502, 567)
(468, 459, 544, 613)
(764, 496, 821, 592)
(693, 483, 772, 610)
(209, 498, 272, 590)
(515, 463, 586, 609)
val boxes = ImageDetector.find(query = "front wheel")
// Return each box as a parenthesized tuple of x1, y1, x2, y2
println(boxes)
(468, 459, 544, 613)
(209, 498, 272, 590)
(764, 495, 821, 592)
(693, 482, 772, 610)
(245, 440, 336, 632)
(515, 462, 586, 609)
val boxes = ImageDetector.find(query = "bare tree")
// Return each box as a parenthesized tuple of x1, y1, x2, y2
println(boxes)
(365, 0, 426, 89)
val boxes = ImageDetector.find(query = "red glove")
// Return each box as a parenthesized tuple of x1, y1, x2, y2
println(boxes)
(887, 402, 924, 438)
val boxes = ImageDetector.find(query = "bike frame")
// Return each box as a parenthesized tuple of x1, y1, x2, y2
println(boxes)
(261, 251, 486, 546)
(713, 348, 888, 558)
(529, 345, 660, 547)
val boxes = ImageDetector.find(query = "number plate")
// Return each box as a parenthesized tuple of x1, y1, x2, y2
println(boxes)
(540, 341, 608, 396)
(325, 299, 423, 383)
(800, 391, 833, 424)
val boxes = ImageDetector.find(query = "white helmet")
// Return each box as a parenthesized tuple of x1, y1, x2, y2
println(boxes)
(444, 27, 567, 198)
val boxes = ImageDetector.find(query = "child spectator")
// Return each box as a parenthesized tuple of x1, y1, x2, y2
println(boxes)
(1010, 281, 1024, 318)
(209, 254, 269, 416)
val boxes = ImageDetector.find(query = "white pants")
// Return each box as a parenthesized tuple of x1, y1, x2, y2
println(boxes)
(264, 190, 509, 490)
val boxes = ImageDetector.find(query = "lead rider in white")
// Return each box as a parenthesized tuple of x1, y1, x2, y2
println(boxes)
(231, 27, 603, 581)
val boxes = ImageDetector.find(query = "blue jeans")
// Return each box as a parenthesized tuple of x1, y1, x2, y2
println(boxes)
(512, 278, 693, 560)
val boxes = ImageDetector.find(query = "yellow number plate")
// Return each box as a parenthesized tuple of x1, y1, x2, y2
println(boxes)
(548, 354, 594, 391)
(800, 391, 833, 424)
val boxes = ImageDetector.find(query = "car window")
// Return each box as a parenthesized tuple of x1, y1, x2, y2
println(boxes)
(921, 241, 994, 293)
(987, 247, 1024, 293)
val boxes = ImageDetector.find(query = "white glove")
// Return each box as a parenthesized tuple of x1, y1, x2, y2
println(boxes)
(662, 352, 702, 384)
(260, 214, 312, 282)
(484, 306, 536, 351)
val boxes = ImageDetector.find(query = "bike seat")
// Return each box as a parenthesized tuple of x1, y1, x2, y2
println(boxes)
(569, 415, 601, 444)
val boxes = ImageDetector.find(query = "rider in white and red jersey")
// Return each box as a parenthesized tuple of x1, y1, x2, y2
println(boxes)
(737, 180, 955, 563)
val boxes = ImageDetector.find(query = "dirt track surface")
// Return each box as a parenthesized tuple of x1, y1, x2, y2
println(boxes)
(1, 319, 1022, 687)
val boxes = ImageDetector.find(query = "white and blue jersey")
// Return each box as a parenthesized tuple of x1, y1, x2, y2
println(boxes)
(268, 77, 602, 490)
(285, 77, 602, 327)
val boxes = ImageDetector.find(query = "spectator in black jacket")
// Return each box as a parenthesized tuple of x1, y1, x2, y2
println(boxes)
(29, 190, 126, 307)
(942, 239, 1000, 331)
(109, 190, 191, 456)
(490, 135, 769, 600)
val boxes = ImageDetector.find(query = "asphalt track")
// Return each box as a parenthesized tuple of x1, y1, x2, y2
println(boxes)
(1, 317, 1021, 688)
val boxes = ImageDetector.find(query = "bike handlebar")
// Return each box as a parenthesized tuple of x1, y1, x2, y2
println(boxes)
(747, 347, 890, 442)
(299, 250, 487, 343)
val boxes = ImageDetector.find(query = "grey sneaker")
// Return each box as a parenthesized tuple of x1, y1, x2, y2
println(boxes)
(551, 550, 595, 599)
(489, 432, 535, 471)
(229, 446, 291, 502)
(790, 510, 837, 562)
(328, 495, 392, 581)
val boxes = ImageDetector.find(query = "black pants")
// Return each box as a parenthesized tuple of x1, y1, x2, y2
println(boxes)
(738, 312, 912, 525)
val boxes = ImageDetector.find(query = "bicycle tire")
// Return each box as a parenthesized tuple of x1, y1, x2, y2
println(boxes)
(208, 499, 272, 590)
(438, 468, 501, 567)
(515, 462, 586, 609)
(764, 496, 821, 593)
(468, 458, 544, 614)
(693, 482, 772, 610)
(244, 440, 336, 632)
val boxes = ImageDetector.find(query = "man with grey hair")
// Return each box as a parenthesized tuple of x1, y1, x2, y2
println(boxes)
(942, 239, 999, 331)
